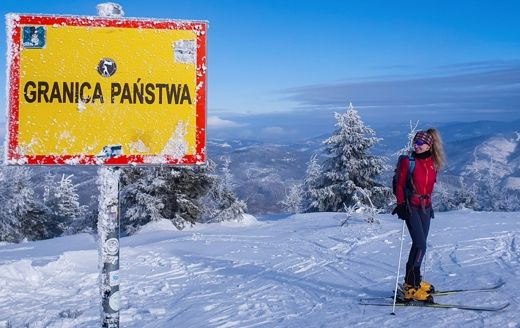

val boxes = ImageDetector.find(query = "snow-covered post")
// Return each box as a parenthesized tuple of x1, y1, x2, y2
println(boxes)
(95, 5, 124, 328)
(97, 166, 121, 327)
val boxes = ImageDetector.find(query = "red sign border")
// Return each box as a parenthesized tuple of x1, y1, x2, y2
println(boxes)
(6, 14, 207, 166)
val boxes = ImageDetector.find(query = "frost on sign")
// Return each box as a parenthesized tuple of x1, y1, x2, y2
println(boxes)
(5, 14, 207, 166)
(174, 40, 196, 64)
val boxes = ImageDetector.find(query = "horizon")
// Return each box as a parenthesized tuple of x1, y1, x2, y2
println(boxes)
(1, 1, 519, 143)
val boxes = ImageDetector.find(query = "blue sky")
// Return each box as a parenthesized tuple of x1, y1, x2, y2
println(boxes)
(1, 0, 520, 142)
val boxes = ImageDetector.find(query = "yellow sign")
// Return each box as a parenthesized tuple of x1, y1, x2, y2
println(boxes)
(6, 14, 207, 165)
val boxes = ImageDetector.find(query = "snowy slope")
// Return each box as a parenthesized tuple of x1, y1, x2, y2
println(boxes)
(0, 211, 519, 328)
(462, 136, 518, 178)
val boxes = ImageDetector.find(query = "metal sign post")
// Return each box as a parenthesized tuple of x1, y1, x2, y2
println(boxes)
(97, 165, 121, 327)
(96, 6, 124, 327)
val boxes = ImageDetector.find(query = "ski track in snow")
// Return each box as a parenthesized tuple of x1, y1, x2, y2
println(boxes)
(0, 211, 519, 327)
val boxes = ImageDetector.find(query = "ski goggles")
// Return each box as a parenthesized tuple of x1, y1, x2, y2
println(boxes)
(413, 139, 427, 146)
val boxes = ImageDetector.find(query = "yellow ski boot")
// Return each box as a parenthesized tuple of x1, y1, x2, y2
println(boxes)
(419, 280, 435, 294)
(402, 283, 434, 303)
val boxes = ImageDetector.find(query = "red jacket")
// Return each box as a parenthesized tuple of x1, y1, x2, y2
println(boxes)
(395, 153, 436, 208)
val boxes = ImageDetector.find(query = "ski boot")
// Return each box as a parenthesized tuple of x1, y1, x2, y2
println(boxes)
(402, 283, 434, 303)
(419, 280, 435, 294)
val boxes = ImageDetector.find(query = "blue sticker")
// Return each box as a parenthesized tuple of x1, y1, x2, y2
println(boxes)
(22, 26, 46, 49)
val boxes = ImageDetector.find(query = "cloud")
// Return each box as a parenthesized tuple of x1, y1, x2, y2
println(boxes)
(280, 60, 520, 123)
(261, 126, 285, 136)
(206, 110, 330, 143)
(207, 116, 244, 128)
(204, 60, 520, 143)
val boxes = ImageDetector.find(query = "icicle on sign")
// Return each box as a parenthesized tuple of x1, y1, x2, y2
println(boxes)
(5, 14, 207, 165)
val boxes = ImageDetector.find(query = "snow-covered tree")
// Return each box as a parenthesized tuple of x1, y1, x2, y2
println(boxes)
(203, 159, 247, 223)
(0, 166, 43, 242)
(219, 156, 235, 191)
(279, 183, 304, 214)
(452, 177, 477, 210)
(120, 163, 218, 233)
(483, 158, 504, 211)
(163, 165, 217, 229)
(497, 191, 520, 211)
(43, 173, 85, 235)
(0, 167, 24, 242)
(308, 103, 390, 212)
(303, 155, 324, 212)
(433, 181, 457, 212)
(120, 167, 167, 234)
(396, 121, 420, 156)
(464, 150, 511, 211)
(82, 193, 100, 233)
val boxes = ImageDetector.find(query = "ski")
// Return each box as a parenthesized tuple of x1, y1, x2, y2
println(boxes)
(400, 280, 505, 296)
(359, 299, 510, 312)
(361, 281, 505, 302)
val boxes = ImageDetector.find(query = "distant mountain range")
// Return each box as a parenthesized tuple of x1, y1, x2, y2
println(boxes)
(209, 119, 520, 214)
(2, 119, 519, 215)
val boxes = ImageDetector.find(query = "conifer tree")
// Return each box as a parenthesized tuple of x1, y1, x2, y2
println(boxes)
(309, 103, 390, 212)
(203, 158, 247, 223)
(0, 167, 24, 242)
(452, 177, 476, 210)
(303, 155, 324, 212)
(161, 165, 214, 229)
(433, 181, 457, 211)
(279, 183, 304, 214)
(0, 166, 42, 242)
(119, 167, 167, 234)
(43, 173, 86, 235)
(220, 156, 235, 191)
(120, 164, 216, 232)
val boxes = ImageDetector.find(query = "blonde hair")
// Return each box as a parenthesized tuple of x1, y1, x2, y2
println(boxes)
(426, 128, 445, 170)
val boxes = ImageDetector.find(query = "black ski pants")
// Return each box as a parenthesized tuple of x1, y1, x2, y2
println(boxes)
(405, 205, 432, 286)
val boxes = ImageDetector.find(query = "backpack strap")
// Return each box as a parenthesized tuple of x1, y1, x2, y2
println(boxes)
(405, 155, 415, 198)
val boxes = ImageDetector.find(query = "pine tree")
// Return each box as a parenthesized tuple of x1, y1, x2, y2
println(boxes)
(162, 165, 216, 229)
(120, 164, 216, 232)
(34, 172, 66, 238)
(309, 103, 390, 212)
(43, 174, 85, 235)
(434, 181, 457, 212)
(83, 193, 100, 233)
(220, 156, 236, 191)
(303, 155, 324, 212)
(452, 177, 477, 210)
(0, 167, 23, 242)
(203, 159, 247, 223)
(119, 167, 167, 234)
(279, 183, 304, 214)
(500, 192, 520, 211)
(0, 166, 40, 242)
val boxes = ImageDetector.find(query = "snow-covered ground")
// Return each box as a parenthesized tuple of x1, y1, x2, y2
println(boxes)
(1, 210, 519, 327)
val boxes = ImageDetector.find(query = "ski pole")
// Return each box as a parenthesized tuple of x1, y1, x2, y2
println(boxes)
(391, 219, 406, 315)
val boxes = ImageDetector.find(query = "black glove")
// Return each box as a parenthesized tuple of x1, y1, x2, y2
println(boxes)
(392, 203, 409, 220)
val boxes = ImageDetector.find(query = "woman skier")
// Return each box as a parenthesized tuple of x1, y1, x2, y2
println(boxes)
(392, 129, 445, 302)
